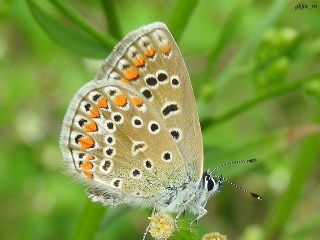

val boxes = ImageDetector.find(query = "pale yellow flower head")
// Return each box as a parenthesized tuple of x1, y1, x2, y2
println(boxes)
(148, 212, 175, 240)
(202, 232, 227, 240)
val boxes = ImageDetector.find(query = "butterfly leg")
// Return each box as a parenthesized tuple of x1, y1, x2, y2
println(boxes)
(174, 193, 197, 229)
(189, 205, 207, 232)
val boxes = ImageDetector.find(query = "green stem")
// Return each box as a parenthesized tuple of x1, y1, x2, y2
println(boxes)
(214, 0, 287, 92)
(69, 200, 106, 240)
(202, 6, 242, 85)
(287, 214, 320, 238)
(168, 0, 200, 42)
(263, 134, 320, 239)
(49, 0, 117, 48)
(100, 0, 122, 39)
(201, 72, 320, 129)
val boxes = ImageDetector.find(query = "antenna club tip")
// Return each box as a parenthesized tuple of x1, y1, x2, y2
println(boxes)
(251, 192, 262, 200)
(248, 158, 257, 163)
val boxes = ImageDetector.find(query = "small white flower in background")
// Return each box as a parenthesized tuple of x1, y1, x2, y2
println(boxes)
(15, 110, 46, 143)
(202, 232, 227, 240)
(148, 212, 175, 240)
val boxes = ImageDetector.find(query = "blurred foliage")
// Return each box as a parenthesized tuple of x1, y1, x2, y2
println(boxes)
(1, 0, 320, 240)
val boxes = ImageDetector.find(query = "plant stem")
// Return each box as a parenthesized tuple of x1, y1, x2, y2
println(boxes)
(100, 0, 122, 39)
(214, 0, 287, 92)
(263, 134, 320, 239)
(69, 200, 106, 240)
(168, 0, 200, 42)
(201, 72, 320, 129)
(202, 6, 242, 85)
(49, 0, 117, 48)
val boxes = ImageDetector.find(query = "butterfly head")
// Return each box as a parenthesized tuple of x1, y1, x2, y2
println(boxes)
(202, 171, 223, 196)
(201, 159, 263, 201)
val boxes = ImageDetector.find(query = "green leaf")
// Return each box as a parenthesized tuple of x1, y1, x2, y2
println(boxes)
(69, 200, 106, 240)
(100, 0, 122, 39)
(172, 214, 199, 240)
(168, 0, 200, 42)
(201, 71, 320, 129)
(215, 0, 288, 92)
(264, 134, 320, 239)
(27, 0, 111, 58)
(49, 0, 117, 47)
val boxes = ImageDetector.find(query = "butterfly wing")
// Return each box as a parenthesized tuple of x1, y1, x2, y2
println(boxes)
(96, 22, 203, 181)
(60, 22, 203, 205)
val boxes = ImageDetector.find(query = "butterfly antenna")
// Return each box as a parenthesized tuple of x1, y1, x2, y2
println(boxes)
(220, 175, 262, 200)
(211, 158, 257, 173)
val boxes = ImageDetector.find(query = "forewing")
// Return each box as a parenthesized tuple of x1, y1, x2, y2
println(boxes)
(96, 22, 203, 180)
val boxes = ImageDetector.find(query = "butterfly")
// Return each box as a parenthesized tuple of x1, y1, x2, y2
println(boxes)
(60, 22, 261, 238)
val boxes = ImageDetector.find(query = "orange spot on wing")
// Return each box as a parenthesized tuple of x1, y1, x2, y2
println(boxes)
(78, 136, 95, 149)
(81, 161, 93, 171)
(114, 93, 127, 107)
(88, 107, 100, 118)
(97, 96, 108, 108)
(132, 96, 143, 107)
(83, 171, 93, 179)
(145, 48, 156, 58)
(123, 67, 139, 81)
(160, 44, 171, 55)
(133, 55, 145, 67)
(84, 121, 97, 132)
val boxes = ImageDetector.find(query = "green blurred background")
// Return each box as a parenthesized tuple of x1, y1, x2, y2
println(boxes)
(1, 0, 320, 239)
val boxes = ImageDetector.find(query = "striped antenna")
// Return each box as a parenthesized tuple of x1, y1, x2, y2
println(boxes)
(211, 158, 257, 173)
(220, 175, 262, 200)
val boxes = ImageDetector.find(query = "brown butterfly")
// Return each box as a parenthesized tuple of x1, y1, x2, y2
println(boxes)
(60, 22, 261, 239)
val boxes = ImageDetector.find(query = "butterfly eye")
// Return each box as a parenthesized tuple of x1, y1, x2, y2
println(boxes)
(207, 177, 215, 191)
